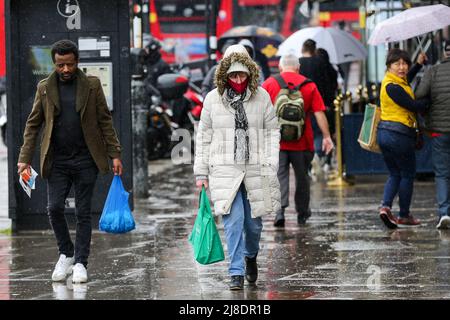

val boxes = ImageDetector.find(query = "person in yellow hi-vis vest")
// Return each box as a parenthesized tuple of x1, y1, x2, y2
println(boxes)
(377, 48, 428, 229)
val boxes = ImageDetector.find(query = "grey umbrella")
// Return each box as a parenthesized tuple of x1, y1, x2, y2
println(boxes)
(277, 26, 368, 64)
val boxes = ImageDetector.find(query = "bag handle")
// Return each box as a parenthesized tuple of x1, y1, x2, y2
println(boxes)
(198, 185, 205, 206)
(198, 185, 209, 210)
(197, 186, 214, 221)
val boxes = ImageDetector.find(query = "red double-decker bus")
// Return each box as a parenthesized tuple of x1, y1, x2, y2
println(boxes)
(318, 0, 361, 39)
(148, 0, 361, 63)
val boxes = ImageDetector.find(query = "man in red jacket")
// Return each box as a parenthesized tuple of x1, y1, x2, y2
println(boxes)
(262, 54, 334, 227)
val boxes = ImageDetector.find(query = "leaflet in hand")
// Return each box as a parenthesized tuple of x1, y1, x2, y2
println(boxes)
(19, 166, 38, 198)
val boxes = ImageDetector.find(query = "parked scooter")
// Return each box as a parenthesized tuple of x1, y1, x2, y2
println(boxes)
(168, 63, 204, 128)
(144, 67, 205, 160)
(184, 81, 203, 125)
(145, 80, 179, 160)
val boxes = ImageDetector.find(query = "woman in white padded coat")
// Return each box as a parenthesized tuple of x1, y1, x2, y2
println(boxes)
(194, 44, 281, 290)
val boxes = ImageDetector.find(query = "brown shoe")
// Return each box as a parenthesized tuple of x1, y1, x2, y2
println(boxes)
(379, 207, 397, 229)
(397, 215, 421, 227)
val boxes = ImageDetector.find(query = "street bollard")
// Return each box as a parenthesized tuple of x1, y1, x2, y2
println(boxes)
(356, 84, 363, 112)
(371, 84, 378, 103)
(344, 90, 352, 114)
(362, 86, 369, 109)
(132, 75, 149, 198)
(327, 98, 352, 188)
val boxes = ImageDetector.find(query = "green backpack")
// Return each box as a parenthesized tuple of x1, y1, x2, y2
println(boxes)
(273, 74, 312, 141)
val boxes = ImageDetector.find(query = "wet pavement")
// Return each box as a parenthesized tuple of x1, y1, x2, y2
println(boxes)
(1, 141, 449, 300)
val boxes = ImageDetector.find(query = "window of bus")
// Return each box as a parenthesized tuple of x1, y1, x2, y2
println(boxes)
(155, 0, 207, 34)
(319, 0, 359, 11)
(319, 0, 360, 39)
(232, 0, 287, 32)
(233, 0, 311, 36)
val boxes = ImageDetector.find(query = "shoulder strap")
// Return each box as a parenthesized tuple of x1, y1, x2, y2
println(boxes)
(273, 74, 288, 89)
(274, 74, 313, 92)
(293, 78, 313, 91)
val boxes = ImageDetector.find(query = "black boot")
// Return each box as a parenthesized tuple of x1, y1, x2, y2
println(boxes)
(297, 209, 311, 225)
(273, 209, 285, 227)
(229, 275, 244, 290)
(245, 255, 258, 283)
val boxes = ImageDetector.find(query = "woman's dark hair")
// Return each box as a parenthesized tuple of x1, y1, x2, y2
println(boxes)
(51, 39, 79, 63)
(316, 48, 330, 63)
(385, 48, 411, 68)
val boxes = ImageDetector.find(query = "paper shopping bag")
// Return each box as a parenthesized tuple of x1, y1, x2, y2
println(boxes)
(358, 103, 382, 153)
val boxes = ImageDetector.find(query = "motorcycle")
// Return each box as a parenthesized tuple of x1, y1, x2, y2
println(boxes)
(183, 81, 203, 125)
(147, 72, 205, 160)
(168, 63, 204, 127)
(145, 80, 179, 161)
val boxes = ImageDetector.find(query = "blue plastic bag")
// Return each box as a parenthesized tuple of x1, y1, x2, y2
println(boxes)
(99, 175, 135, 233)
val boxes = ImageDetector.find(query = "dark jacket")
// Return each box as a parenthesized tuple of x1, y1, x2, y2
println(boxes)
(415, 58, 450, 133)
(144, 58, 172, 87)
(319, 59, 338, 108)
(18, 69, 121, 178)
(201, 65, 217, 98)
(299, 56, 329, 104)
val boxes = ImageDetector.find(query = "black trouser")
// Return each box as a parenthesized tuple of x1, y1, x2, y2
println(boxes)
(47, 163, 98, 267)
(277, 150, 314, 216)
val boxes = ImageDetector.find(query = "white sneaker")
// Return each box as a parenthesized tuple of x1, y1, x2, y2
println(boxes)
(72, 263, 88, 283)
(437, 215, 450, 230)
(52, 254, 75, 282)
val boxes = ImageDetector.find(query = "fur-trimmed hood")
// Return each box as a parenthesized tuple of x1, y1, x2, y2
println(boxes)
(214, 51, 260, 97)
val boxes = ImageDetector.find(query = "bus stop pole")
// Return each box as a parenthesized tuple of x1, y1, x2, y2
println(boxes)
(205, 0, 211, 68)
(209, 0, 218, 68)
(131, 74, 149, 198)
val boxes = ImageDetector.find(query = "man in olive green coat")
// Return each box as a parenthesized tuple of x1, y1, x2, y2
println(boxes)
(17, 40, 123, 283)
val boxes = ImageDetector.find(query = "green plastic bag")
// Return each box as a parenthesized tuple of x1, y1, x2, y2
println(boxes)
(188, 186, 225, 265)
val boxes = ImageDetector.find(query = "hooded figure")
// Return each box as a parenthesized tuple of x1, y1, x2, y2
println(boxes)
(238, 39, 268, 83)
(194, 44, 281, 290)
(238, 39, 255, 59)
(144, 37, 171, 87)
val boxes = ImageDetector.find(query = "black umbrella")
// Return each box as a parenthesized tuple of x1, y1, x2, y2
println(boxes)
(217, 25, 284, 59)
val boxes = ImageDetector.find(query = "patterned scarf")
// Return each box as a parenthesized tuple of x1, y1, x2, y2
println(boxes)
(224, 87, 249, 163)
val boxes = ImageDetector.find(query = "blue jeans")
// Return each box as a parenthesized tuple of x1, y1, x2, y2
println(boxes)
(222, 184, 263, 276)
(432, 134, 450, 218)
(377, 128, 416, 217)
